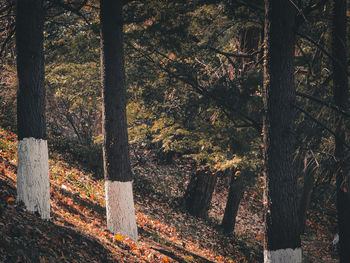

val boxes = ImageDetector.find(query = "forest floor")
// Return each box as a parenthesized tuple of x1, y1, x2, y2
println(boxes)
(0, 127, 339, 263)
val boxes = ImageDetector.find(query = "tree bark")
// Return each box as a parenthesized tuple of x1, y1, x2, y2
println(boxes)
(16, 0, 46, 140)
(298, 153, 314, 234)
(221, 173, 244, 234)
(332, 0, 350, 261)
(263, 0, 301, 262)
(100, 0, 137, 241)
(184, 168, 217, 218)
(221, 169, 255, 234)
(15, 0, 50, 220)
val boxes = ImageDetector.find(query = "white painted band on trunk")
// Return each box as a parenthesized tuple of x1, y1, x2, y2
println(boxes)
(17, 137, 50, 220)
(264, 248, 302, 263)
(105, 180, 138, 241)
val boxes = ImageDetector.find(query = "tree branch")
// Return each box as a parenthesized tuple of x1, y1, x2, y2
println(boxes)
(51, 0, 90, 24)
(297, 32, 349, 76)
(294, 104, 350, 151)
(126, 42, 262, 132)
(296, 0, 328, 27)
(208, 46, 260, 59)
(296, 91, 350, 118)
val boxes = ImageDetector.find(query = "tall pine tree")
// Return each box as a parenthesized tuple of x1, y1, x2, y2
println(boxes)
(263, 0, 301, 262)
(16, 0, 50, 220)
(332, 0, 350, 261)
(100, 0, 138, 241)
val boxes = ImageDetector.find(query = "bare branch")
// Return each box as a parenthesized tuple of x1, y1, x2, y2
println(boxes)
(296, 91, 350, 119)
(51, 0, 90, 24)
(297, 32, 349, 76)
(294, 104, 350, 151)
(208, 46, 260, 59)
(296, 0, 328, 27)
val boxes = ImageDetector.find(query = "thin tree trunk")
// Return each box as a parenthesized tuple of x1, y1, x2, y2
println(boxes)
(239, 26, 261, 65)
(100, 0, 137, 241)
(298, 153, 314, 234)
(263, 0, 301, 262)
(332, 0, 350, 261)
(184, 168, 217, 218)
(222, 170, 255, 234)
(221, 173, 244, 234)
(16, 0, 50, 220)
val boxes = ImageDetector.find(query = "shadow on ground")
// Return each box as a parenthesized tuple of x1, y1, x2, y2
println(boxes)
(0, 168, 115, 263)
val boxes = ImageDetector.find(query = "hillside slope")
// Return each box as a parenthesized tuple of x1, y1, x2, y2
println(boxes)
(0, 127, 338, 262)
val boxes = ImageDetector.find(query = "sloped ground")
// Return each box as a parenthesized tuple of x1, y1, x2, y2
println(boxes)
(0, 127, 339, 262)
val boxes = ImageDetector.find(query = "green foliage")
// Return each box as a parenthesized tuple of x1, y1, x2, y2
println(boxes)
(44, 13, 100, 64)
(127, 100, 154, 145)
(0, 0, 334, 190)
(123, 1, 265, 173)
(46, 62, 101, 143)
(44, 12, 101, 144)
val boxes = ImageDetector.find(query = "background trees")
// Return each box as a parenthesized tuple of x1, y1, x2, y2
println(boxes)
(0, 0, 349, 261)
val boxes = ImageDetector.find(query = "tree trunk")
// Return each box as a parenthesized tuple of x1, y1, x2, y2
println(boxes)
(332, 0, 350, 261)
(240, 26, 261, 53)
(221, 169, 255, 234)
(298, 153, 314, 234)
(184, 168, 217, 218)
(16, 0, 50, 220)
(221, 174, 244, 234)
(100, 0, 137, 241)
(263, 0, 301, 262)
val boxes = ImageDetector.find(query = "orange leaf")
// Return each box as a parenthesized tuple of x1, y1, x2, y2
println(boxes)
(162, 257, 169, 263)
(115, 234, 124, 242)
(215, 256, 225, 262)
(257, 234, 263, 240)
(7, 197, 15, 202)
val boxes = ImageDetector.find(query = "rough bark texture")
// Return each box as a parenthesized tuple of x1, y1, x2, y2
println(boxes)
(332, 0, 350, 261)
(184, 169, 217, 218)
(100, 0, 132, 182)
(16, 0, 46, 141)
(15, 0, 50, 220)
(100, 0, 137, 241)
(221, 174, 244, 234)
(263, 0, 301, 257)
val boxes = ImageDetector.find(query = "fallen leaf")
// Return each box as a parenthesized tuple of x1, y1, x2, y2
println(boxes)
(115, 234, 124, 242)
(7, 197, 15, 202)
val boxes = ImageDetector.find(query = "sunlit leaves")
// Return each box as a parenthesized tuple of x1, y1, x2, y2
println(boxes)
(115, 234, 124, 242)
